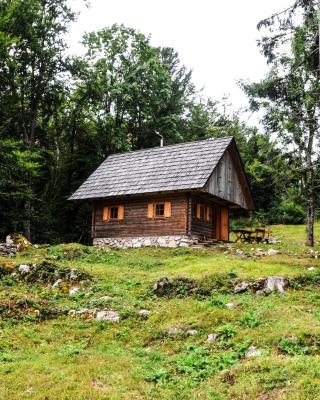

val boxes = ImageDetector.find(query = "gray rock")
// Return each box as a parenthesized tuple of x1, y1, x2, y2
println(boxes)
(99, 296, 114, 301)
(95, 310, 120, 322)
(139, 309, 151, 318)
(264, 276, 289, 293)
(18, 264, 30, 275)
(245, 346, 262, 357)
(226, 302, 237, 309)
(6, 235, 13, 245)
(52, 279, 62, 288)
(186, 329, 198, 336)
(167, 327, 181, 336)
(207, 333, 218, 342)
(234, 282, 250, 294)
(153, 277, 170, 295)
(69, 286, 80, 296)
(267, 248, 280, 255)
(68, 308, 92, 316)
(69, 269, 78, 280)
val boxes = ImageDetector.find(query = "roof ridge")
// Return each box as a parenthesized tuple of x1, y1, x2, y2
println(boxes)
(107, 136, 234, 159)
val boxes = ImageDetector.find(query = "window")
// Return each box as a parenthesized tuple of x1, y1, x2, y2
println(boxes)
(148, 202, 171, 219)
(155, 203, 165, 217)
(103, 205, 124, 221)
(109, 206, 119, 219)
(196, 203, 211, 222)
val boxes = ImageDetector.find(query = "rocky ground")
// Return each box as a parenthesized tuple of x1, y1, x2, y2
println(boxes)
(0, 224, 320, 399)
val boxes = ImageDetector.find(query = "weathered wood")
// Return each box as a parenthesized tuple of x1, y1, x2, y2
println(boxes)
(93, 194, 187, 238)
(221, 207, 229, 241)
(204, 144, 254, 210)
(92, 193, 230, 242)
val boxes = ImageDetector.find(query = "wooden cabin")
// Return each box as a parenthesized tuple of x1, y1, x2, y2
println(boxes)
(69, 137, 254, 248)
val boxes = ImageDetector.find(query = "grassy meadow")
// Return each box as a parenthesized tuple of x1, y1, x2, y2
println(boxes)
(1, 224, 320, 399)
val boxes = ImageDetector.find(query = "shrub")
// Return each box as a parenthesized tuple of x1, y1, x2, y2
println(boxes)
(280, 200, 305, 224)
(216, 324, 238, 340)
(240, 311, 261, 328)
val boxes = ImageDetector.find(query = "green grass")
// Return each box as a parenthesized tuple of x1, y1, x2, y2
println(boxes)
(0, 224, 320, 399)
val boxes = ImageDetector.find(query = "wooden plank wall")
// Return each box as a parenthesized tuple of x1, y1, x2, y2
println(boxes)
(92, 194, 188, 238)
(204, 147, 248, 209)
(189, 195, 215, 239)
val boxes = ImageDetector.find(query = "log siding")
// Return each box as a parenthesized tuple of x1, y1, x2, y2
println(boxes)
(93, 194, 188, 238)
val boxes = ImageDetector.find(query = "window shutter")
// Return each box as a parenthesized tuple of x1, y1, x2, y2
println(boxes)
(196, 203, 201, 219)
(164, 202, 171, 218)
(103, 207, 109, 221)
(147, 203, 154, 218)
(206, 206, 211, 222)
(118, 205, 124, 220)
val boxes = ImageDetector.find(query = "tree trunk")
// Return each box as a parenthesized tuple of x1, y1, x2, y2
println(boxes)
(306, 198, 314, 247)
(24, 200, 31, 241)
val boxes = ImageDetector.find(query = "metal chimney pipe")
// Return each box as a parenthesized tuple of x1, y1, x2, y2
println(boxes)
(155, 131, 164, 147)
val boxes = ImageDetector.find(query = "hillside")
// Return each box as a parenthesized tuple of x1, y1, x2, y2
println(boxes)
(1, 224, 320, 400)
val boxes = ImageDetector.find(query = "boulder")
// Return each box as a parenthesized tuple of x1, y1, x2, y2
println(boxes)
(153, 277, 170, 296)
(69, 269, 78, 280)
(5, 235, 14, 245)
(234, 282, 250, 294)
(245, 345, 262, 357)
(18, 264, 30, 275)
(264, 276, 289, 293)
(207, 333, 218, 342)
(95, 310, 120, 322)
(52, 279, 62, 288)
(167, 327, 182, 336)
(226, 302, 237, 309)
(186, 329, 198, 336)
(69, 286, 80, 296)
(99, 296, 114, 301)
(267, 248, 280, 256)
(139, 309, 151, 318)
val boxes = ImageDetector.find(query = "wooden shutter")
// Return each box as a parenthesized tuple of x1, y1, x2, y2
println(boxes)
(147, 203, 154, 218)
(103, 207, 109, 221)
(164, 202, 171, 218)
(196, 203, 201, 219)
(118, 205, 124, 220)
(206, 206, 211, 222)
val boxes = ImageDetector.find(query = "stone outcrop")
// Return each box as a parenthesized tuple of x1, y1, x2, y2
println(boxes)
(0, 243, 17, 256)
(264, 276, 289, 293)
(93, 235, 199, 249)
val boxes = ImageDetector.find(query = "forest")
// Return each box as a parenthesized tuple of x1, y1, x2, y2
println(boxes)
(0, 0, 320, 245)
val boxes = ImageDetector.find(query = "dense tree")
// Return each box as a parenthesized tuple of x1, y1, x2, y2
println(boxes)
(242, 0, 320, 245)
(0, 0, 308, 244)
(0, 0, 77, 240)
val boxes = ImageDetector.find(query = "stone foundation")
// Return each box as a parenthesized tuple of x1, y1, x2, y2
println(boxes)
(93, 235, 199, 249)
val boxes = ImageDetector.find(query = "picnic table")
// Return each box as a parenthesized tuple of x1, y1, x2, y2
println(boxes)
(233, 228, 272, 244)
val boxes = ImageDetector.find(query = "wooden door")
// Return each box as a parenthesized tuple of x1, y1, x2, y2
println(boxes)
(221, 207, 229, 241)
(214, 206, 221, 239)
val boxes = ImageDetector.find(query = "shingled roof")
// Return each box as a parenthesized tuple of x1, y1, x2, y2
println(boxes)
(69, 136, 234, 200)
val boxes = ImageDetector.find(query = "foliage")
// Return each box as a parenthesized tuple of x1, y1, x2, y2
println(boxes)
(241, 0, 320, 244)
(280, 200, 306, 224)
(0, 224, 320, 398)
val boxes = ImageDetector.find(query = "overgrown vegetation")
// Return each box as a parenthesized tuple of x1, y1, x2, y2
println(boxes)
(0, 224, 319, 399)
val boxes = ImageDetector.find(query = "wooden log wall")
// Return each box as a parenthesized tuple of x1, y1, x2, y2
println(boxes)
(92, 194, 188, 238)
